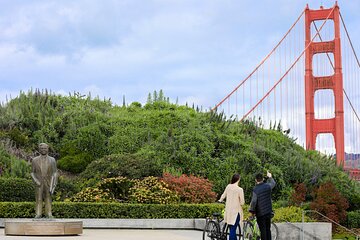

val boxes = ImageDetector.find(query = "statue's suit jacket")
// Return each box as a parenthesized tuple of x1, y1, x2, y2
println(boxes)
(31, 155, 57, 189)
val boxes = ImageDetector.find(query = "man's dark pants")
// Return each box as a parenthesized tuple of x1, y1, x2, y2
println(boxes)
(257, 213, 272, 240)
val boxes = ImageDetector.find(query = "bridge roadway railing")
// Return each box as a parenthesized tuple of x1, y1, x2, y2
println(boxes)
(345, 168, 360, 181)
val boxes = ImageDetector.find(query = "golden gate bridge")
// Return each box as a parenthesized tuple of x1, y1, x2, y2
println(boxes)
(212, 2, 360, 180)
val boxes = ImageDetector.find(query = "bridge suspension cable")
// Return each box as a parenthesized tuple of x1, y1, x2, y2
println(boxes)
(240, 6, 335, 121)
(340, 12, 360, 123)
(339, 12, 360, 170)
(212, 9, 305, 112)
(212, 4, 360, 172)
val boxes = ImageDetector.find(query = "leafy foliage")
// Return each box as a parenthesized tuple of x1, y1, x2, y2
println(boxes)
(0, 143, 31, 178)
(0, 89, 358, 212)
(69, 177, 135, 203)
(0, 177, 34, 202)
(162, 173, 217, 203)
(273, 206, 311, 222)
(0, 201, 317, 222)
(129, 176, 179, 204)
(0, 202, 224, 219)
(97, 177, 134, 202)
(79, 153, 162, 183)
(70, 187, 115, 202)
(310, 181, 349, 224)
(57, 153, 93, 173)
(290, 183, 307, 206)
(53, 176, 80, 201)
(0, 89, 112, 172)
(346, 210, 360, 229)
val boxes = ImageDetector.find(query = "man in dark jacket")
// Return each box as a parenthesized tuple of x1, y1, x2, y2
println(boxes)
(249, 171, 276, 240)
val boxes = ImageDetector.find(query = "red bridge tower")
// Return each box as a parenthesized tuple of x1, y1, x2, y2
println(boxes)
(305, 3, 345, 166)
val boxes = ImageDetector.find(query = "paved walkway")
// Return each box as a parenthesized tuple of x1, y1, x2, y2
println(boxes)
(0, 229, 203, 240)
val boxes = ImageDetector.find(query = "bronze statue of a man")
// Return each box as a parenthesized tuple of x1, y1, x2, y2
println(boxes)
(31, 143, 58, 218)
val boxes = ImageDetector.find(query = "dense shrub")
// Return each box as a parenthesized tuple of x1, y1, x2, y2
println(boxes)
(57, 153, 93, 174)
(290, 183, 307, 206)
(79, 154, 162, 182)
(238, 205, 311, 222)
(310, 181, 349, 224)
(0, 201, 315, 222)
(97, 177, 134, 202)
(70, 176, 135, 203)
(129, 176, 179, 204)
(0, 202, 224, 219)
(273, 206, 311, 222)
(54, 176, 80, 201)
(0, 202, 35, 218)
(346, 210, 360, 229)
(162, 173, 217, 203)
(70, 187, 115, 202)
(0, 177, 34, 202)
(0, 144, 31, 178)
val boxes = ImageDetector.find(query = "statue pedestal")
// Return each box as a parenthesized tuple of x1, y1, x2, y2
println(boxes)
(5, 219, 83, 236)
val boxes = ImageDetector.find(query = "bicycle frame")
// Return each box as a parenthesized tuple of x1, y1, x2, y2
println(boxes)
(203, 212, 242, 240)
(244, 217, 260, 239)
(243, 216, 279, 240)
(203, 214, 227, 240)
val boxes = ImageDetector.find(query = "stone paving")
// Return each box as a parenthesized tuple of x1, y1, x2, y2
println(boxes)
(0, 229, 203, 240)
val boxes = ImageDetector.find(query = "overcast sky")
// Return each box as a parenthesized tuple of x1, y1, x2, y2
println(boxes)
(1, 0, 360, 109)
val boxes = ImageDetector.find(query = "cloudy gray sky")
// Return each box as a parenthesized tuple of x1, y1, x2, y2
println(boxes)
(1, 0, 360, 108)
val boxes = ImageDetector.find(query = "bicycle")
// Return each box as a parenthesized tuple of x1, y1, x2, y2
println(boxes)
(242, 215, 278, 240)
(203, 212, 242, 240)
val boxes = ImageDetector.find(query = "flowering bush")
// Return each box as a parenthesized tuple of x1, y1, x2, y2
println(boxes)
(129, 176, 179, 204)
(70, 187, 114, 202)
(97, 176, 134, 202)
(162, 173, 217, 203)
(70, 176, 133, 202)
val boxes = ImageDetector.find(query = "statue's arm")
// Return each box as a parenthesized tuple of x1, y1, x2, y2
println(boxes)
(31, 160, 41, 186)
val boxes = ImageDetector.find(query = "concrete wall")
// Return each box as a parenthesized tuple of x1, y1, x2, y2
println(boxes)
(276, 222, 332, 240)
(1, 218, 331, 239)
(195, 219, 331, 240)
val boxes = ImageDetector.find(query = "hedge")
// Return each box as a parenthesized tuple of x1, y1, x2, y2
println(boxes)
(0, 202, 224, 218)
(0, 178, 34, 202)
(0, 202, 315, 222)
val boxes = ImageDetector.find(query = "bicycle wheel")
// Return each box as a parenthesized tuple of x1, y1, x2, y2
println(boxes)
(224, 222, 242, 240)
(203, 220, 219, 240)
(242, 221, 254, 240)
(270, 222, 279, 240)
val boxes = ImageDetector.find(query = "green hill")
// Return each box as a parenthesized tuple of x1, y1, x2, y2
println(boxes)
(0, 89, 359, 210)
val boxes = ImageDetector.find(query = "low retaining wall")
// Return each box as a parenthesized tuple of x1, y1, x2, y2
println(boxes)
(195, 219, 331, 240)
(0, 218, 331, 239)
(1, 218, 196, 229)
(278, 222, 332, 240)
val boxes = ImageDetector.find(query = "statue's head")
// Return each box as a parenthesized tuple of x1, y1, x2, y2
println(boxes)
(38, 143, 49, 155)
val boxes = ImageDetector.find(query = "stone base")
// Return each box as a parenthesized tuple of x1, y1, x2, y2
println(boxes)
(5, 219, 83, 236)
